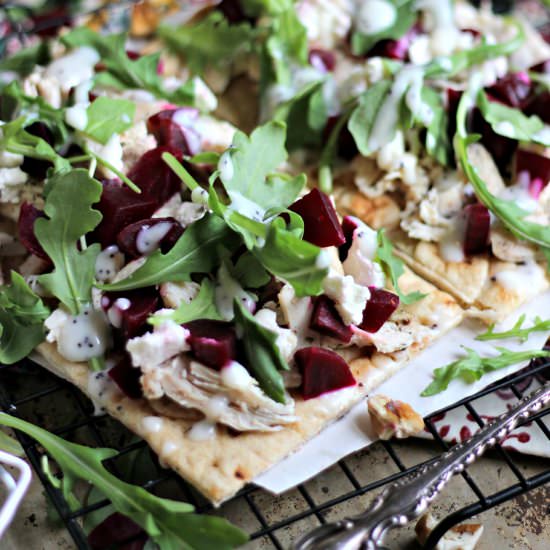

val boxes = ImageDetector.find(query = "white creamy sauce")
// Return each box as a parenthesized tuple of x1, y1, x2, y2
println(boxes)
(228, 191, 265, 222)
(57, 305, 110, 362)
(533, 125, 550, 146)
(356, 0, 397, 35)
(162, 441, 178, 456)
(191, 186, 209, 205)
(221, 361, 254, 390)
(65, 103, 88, 131)
(87, 371, 113, 416)
(107, 297, 131, 328)
(203, 395, 230, 419)
(494, 121, 517, 138)
(188, 419, 217, 441)
(45, 47, 100, 92)
(218, 150, 234, 181)
(438, 220, 466, 263)
(136, 222, 172, 255)
(315, 249, 333, 270)
(95, 245, 124, 282)
(215, 264, 256, 321)
(494, 263, 545, 293)
(142, 416, 164, 434)
(500, 183, 538, 213)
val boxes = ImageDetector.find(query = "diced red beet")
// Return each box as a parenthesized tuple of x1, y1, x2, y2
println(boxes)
(184, 320, 237, 369)
(31, 6, 71, 37)
(322, 115, 358, 160)
(104, 288, 160, 339)
(116, 217, 184, 258)
(529, 178, 544, 200)
(127, 146, 184, 205)
(146, 108, 201, 154)
(108, 355, 143, 399)
(367, 22, 422, 61)
(309, 49, 336, 72)
(515, 149, 550, 188)
(18, 202, 49, 261)
(339, 215, 360, 261)
(20, 122, 55, 178)
(310, 296, 353, 343)
(525, 91, 550, 124)
(289, 188, 345, 247)
(446, 88, 463, 143)
(486, 72, 534, 109)
(88, 512, 147, 550)
(359, 288, 399, 333)
(217, 0, 255, 23)
(463, 203, 490, 256)
(461, 27, 482, 38)
(92, 180, 158, 248)
(294, 347, 356, 400)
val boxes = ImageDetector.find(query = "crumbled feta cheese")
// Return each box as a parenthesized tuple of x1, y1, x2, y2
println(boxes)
(255, 308, 298, 361)
(194, 116, 236, 153)
(343, 222, 385, 288)
(160, 280, 200, 308)
(127, 321, 190, 368)
(120, 121, 157, 172)
(323, 268, 370, 325)
(45, 46, 100, 94)
(85, 134, 123, 179)
(0, 167, 29, 203)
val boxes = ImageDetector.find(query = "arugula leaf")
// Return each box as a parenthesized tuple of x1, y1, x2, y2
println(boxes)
(148, 279, 222, 325)
(35, 170, 103, 314)
(455, 85, 550, 253)
(0, 116, 70, 173)
(421, 347, 550, 396)
(425, 17, 525, 78)
(0, 413, 248, 549)
(476, 314, 550, 343)
(375, 229, 426, 305)
(61, 28, 194, 105)
(241, 0, 293, 16)
(159, 12, 254, 75)
(273, 80, 329, 150)
(350, 0, 416, 56)
(253, 218, 327, 297)
(0, 42, 49, 76)
(348, 80, 393, 156)
(0, 272, 49, 364)
(232, 252, 271, 288)
(476, 90, 549, 146)
(101, 214, 241, 292)
(233, 299, 288, 403)
(0, 429, 24, 456)
(421, 86, 450, 165)
(84, 96, 135, 145)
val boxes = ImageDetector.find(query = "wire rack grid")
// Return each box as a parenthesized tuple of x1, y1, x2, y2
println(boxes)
(0, 356, 548, 549)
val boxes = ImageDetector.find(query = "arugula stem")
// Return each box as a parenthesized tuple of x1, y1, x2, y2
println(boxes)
(162, 151, 199, 191)
(85, 147, 141, 194)
(66, 154, 92, 163)
(89, 356, 105, 372)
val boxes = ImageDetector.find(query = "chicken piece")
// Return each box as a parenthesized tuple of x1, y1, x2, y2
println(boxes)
(466, 143, 505, 195)
(160, 280, 200, 308)
(111, 257, 146, 284)
(416, 513, 484, 550)
(120, 121, 157, 172)
(490, 223, 540, 263)
(368, 394, 424, 440)
(140, 356, 296, 432)
(153, 193, 206, 227)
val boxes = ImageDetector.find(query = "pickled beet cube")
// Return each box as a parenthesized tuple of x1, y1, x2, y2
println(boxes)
(463, 203, 490, 256)
(87, 512, 146, 550)
(18, 202, 49, 260)
(184, 320, 237, 370)
(525, 91, 550, 124)
(146, 108, 200, 154)
(93, 180, 158, 247)
(108, 355, 143, 399)
(294, 347, 356, 400)
(310, 296, 353, 343)
(367, 22, 421, 61)
(127, 146, 183, 206)
(339, 215, 360, 261)
(104, 288, 159, 339)
(289, 188, 345, 247)
(515, 149, 550, 189)
(322, 115, 358, 160)
(117, 217, 184, 258)
(359, 288, 399, 333)
(486, 72, 533, 109)
(309, 49, 336, 72)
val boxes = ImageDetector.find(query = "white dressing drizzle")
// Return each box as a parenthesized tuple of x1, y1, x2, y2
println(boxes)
(136, 222, 172, 255)
(215, 263, 256, 321)
(227, 191, 265, 222)
(142, 416, 164, 434)
(45, 47, 100, 92)
(218, 150, 234, 181)
(356, 0, 397, 35)
(188, 419, 217, 441)
(495, 262, 546, 293)
(57, 305, 110, 362)
(188, 393, 230, 442)
(95, 245, 124, 282)
(87, 370, 113, 416)
(65, 104, 88, 131)
(221, 360, 255, 390)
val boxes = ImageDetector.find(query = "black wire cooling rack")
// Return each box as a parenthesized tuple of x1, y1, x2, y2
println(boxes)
(0, 356, 548, 549)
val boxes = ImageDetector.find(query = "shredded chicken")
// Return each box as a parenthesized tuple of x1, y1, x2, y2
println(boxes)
(368, 394, 424, 440)
(490, 223, 540, 263)
(160, 280, 200, 308)
(416, 513, 484, 550)
(140, 356, 296, 432)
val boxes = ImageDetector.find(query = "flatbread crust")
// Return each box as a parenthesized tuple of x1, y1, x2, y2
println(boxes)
(35, 269, 463, 505)
(334, 184, 549, 322)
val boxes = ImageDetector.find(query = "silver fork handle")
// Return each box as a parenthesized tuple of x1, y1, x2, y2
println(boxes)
(294, 382, 550, 550)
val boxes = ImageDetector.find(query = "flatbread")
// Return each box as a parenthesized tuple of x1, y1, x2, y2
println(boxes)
(35, 269, 463, 505)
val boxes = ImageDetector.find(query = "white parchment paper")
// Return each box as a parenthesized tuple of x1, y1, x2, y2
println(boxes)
(254, 292, 550, 494)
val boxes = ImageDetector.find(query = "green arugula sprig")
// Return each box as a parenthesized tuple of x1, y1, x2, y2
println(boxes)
(61, 28, 194, 105)
(421, 347, 550, 396)
(455, 83, 550, 256)
(476, 314, 550, 343)
(35, 170, 103, 314)
(350, 0, 416, 56)
(0, 42, 49, 76)
(159, 12, 255, 76)
(233, 299, 289, 403)
(148, 279, 222, 326)
(375, 229, 426, 305)
(0, 413, 248, 550)
(83, 96, 135, 144)
(0, 272, 50, 364)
